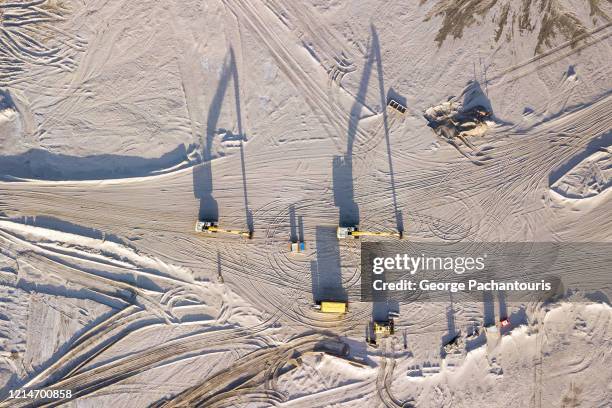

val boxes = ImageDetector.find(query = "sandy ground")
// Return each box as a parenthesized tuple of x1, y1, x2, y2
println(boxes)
(0, 0, 611, 407)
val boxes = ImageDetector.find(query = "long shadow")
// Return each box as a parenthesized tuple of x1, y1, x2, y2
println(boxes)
(193, 52, 236, 222)
(333, 156, 359, 226)
(439, 295, 461, 357)
(371, 25, 403, 234)
(368, 27, 406, 329)
(548, 129, 611, 187)
(371, 264, 399, 322)
(298, 215, 304, 242)
(441, 295, 459, 343)
(289, 204, 298, 242)
(1, 86, 197, 181)
(483, 290, 495, 326)
(16, 216, 127, 246)
(288, 204, 304, 243)
(333, 30, 376, 227)
(371, 298, 399, 322)
(311, 226, 346, 302)
(229, 48, 253, 232)
(0, 145, 192, 181)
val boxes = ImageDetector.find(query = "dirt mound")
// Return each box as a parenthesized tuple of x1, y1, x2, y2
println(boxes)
(424, 81, 494, 143)
(551, 147, 611, 199)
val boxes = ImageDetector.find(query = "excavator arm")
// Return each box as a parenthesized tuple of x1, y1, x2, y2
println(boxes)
(351, 230, 402, 238)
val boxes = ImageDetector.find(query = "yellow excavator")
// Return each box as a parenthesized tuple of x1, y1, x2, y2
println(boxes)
(336, 226, 402, 239)
(195, 220, 253, 239)
(367, 311, 399, 347)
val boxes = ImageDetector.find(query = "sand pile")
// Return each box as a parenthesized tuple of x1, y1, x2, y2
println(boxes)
(424, 99, 491, 141)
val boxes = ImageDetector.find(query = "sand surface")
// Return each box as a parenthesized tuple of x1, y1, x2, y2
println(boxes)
(0, 0, 611, 406)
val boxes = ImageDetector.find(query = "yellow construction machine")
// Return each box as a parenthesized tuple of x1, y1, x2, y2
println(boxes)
(314, 301, 348, 314)
(367, 311, 399, 347)
(195, 220, 252, 239)
(336, 226, 402, 239)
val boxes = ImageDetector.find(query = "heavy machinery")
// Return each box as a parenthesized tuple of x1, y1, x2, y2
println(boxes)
(367, 311, 398, 347)
(337, 226, 402, 239)
(387, 99, 407, 114)
(195, 220, 252, 239)
(373, 320, 394, 337)
(313, 301, 348, 314)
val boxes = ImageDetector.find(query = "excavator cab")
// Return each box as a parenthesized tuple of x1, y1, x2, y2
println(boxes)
(195, 220, 217, 233)
(337, 226, 357, 239)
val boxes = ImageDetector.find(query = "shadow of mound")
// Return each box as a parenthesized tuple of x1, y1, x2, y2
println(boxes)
(14, 215, 127, 246)
(584, 290, 611, 306)
(0, 89, 16, 111)
(0, 144, 195, 181)
(460, 80, 512, 126)
(387, 88, 407, 108)
(461, 80, 492, 113)
(548, 130, 611, 187)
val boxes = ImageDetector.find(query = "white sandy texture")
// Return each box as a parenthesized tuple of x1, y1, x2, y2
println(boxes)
(0, 0, 611, 406)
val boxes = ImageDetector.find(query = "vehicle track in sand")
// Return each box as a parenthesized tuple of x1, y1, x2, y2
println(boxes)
(377, 339, 413, 408)
(0, 0, 86, 86)
(263, 0, 356, 77)
(1, 24, 610, 402)
(488, 23, 612, 87)
(0, 315, 281, 407)
(222, 0, 379, 153)
(151, 333, 328, 407)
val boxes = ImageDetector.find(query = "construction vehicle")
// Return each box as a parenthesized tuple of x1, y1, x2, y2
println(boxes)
(367, 311, 398, 347)
(373, 320, 394, 337)
(195, 220, 253, 239)
(387, 99, 407, 114)
(337, 226, 402, 239)
(313, 300, 348, 314)
(290, 240, 306, 254)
